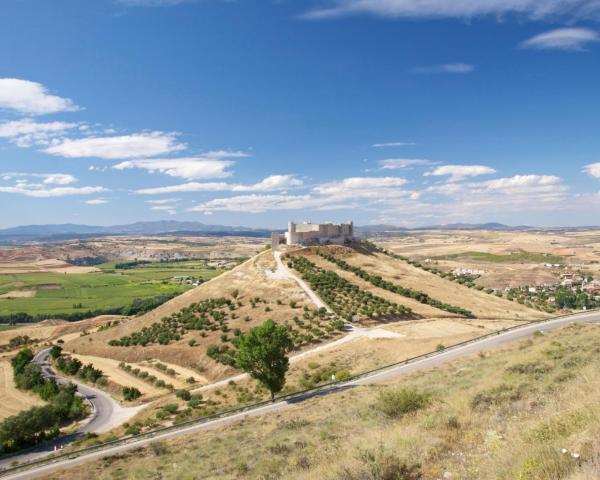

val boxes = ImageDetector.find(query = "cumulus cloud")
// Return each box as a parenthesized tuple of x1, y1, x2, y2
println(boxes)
(44, 132, 186, 159)
(183, 176, 418, 214)
(379, 158, 433, 170)
(135, 174, 303, 194)
(521, 27, 600, 50)
(114, 157, 234, 180)
(304, 0, 600, 21)
(372, 141, 416, 148)
(583, 162, 600, 178)
(425, 164, 497, 182)
(0, 78, 79, 115)
(482, 174, 563, 193)
(410, 63, 474, 74)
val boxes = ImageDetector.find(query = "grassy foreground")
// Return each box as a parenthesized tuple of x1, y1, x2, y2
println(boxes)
(50, 322, 600, 480)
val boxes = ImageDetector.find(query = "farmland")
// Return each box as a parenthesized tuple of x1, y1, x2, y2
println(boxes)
(0, 260, 227, 318)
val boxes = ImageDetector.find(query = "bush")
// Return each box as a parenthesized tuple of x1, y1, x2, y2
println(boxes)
(176, 390, 191, 401)
(375, 388, 431, 419)
(471, 383, 522, 410)
(122, 387, 142, 401)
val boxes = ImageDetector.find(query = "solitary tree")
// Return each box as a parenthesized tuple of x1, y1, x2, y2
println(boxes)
(236, 319, 294, 400)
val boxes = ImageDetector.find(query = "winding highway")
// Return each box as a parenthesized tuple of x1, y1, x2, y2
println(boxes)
(3, 309, 600, 480)
(0, 349, 142, 471)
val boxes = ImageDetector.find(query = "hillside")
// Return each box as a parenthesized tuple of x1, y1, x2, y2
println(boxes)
(61, 245, 547, 400)
(63, 252, 328, 382)
(290, 245, 546, 320)
(51, 321, 600, 479)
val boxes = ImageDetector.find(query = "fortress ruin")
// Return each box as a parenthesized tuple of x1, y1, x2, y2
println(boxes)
(271, 221, 354, 249)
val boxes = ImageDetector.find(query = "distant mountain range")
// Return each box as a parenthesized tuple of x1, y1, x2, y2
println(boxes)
(0, 221, 598, 244)
(0, 221, 275, 243)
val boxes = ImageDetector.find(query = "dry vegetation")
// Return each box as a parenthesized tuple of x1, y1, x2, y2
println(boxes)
(294, 246, 545, 321)
(48, 322, 600, 480)
(63, 252, 321, 382)
(0, 360, 44, 420)
(376, 229, 600, 289)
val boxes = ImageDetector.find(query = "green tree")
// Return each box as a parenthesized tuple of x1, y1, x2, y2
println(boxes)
(236, 319, 293, 400)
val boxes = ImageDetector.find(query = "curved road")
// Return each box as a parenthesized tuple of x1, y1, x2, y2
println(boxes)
(0, 349, 142, 470)
(3, 309, 600, 480)
(33, 348, 119, 434)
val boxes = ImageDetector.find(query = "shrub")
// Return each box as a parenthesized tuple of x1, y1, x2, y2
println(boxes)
(122, 387, 142, 401)
(176, 390, 191, 401)
(471, 383, 522, 410)
(375, 388, 431, 419)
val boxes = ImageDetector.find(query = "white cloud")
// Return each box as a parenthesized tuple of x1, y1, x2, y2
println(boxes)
(44, 132, 185, 159)
(411, 63, 474, 74)
(521, 28, 599, 50)
(482, 174, 563, 193)
(186, 176, 415, 214)
(379, 158, 432, 170)
(135, 174, 303, 194)
(372, 141, 415, 148)
(41, 174, 77, 185)
(1, 173, 77, 185)
(304, 0, 600, 21)
(85, 198, 110, 205)
(583, 162, 600, 178)
(0, 78, 79, 115)
(114, 158, 234, 180)
(0, 183, 107, 198)
(188, 194, 316, 214)
(425, 164, 496, 181)
(313, 177, 408, 199)
(231, 175, 303, 192)
(0, 119, 79, 147)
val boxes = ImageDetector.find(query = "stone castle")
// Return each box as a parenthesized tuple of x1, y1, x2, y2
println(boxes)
(272, 221, 354, 249)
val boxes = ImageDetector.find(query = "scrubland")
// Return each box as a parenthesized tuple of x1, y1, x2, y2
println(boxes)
(49, 321, 600, 480)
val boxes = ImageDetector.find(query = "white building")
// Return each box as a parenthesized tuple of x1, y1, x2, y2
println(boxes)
(272, 221, 354, 249)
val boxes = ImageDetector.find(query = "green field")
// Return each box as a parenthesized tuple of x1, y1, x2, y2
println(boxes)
(434, 251, 565, 264)
(0, 260, 226, 317)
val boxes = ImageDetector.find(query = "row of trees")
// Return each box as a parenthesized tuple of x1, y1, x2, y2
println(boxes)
(286, 255, 411, 321)
(317, 250, 474, 318)
(109, 297, 234, 347)
(0, 348, 86, 454)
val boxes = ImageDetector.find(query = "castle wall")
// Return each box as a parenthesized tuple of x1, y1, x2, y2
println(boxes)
(284, 221, 353, 246)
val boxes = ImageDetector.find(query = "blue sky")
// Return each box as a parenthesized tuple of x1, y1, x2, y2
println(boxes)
(1, 0, 600, 228)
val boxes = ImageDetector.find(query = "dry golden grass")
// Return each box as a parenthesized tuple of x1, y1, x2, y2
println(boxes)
(49, 322, 600, 480)
(0, 360, 44, 420)
(306, 246, 546, 320)
(64, 251, 322, 381)
(377, 229, 600, 289)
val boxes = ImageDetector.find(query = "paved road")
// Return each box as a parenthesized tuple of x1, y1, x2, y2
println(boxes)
(3, 309, 600, 480)
(0, 349, 141, 470)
